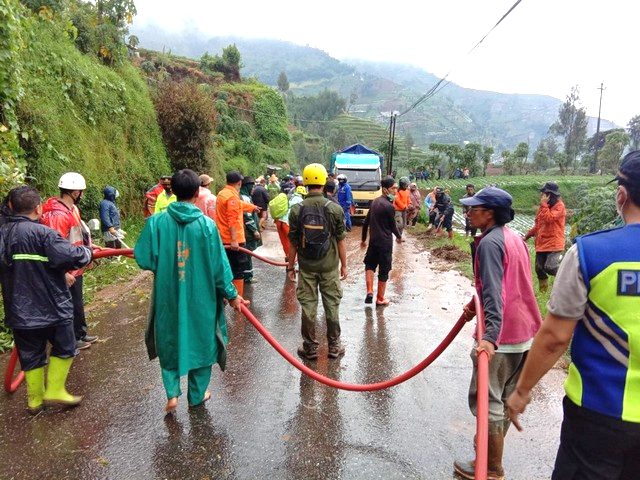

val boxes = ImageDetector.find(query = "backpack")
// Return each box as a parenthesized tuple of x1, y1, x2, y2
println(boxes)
(298, 200, 332, 260)
(268, 193, 289, 219)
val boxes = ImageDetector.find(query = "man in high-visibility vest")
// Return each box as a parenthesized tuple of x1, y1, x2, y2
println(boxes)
(507, 151, 640, 480)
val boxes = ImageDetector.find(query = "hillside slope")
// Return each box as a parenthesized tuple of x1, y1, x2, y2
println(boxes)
(132, 27, 619, 153)
(16, 15, 170, 216)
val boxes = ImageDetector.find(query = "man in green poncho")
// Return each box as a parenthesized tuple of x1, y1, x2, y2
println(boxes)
(135, 169, 247, 414)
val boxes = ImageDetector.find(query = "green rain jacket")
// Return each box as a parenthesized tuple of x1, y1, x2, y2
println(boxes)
(134, 201, 237, 374)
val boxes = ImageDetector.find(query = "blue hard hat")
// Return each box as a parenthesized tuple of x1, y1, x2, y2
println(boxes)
(459, 186, 512, 208)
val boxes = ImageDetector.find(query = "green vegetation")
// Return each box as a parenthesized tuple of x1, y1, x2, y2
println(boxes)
(138, 49, 295, 189)
(16, 10, 169, 218)
(417, 174, 609, 215)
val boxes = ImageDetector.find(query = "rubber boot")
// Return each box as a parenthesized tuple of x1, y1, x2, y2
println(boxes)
(453, 424, 505, 480)
(487, 427, 505, 480)
(376, 281, 390, 306)
(448, 230, 454, 240)
(365, 270, 374, 304)
(232, 279, 244, 298)
(24, 367, 45, 414)
(43, 356, 82, 407)
(538, 278, 548, 293)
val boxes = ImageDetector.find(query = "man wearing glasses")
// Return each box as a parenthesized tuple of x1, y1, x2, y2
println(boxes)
(454, 186, 542, 480)
(507, 151, 640, 480)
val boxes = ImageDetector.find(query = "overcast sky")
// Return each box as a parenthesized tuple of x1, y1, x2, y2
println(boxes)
(133, 0, 638, 126)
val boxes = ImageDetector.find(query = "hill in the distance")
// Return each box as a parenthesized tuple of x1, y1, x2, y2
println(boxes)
(132, 25, 618, 151)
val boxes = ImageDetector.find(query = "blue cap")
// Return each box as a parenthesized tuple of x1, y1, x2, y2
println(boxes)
(459, 186, 512, 208)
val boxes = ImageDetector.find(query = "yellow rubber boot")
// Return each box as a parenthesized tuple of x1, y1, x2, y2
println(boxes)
(24, 367, 45, 414)
(43, 356, 82, 407)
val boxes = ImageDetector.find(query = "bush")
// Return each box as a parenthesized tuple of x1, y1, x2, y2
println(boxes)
(571, 186, 618, 237)
(154, 80, 214, 173)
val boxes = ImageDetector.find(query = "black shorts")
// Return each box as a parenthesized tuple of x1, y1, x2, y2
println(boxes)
(552, 397, 640, 480)
(12, 321, 76, 371)
(364, 243, 393, 281)
(225, 245, 251, 280)
(535, 251, 562, 279)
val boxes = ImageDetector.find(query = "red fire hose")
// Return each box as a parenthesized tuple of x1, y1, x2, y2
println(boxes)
(474, 294, 490, 480)
(4, 348, 24, 393)
(224, 245, 288, 267)
(240, 304, 467, 391)
(3, 245, 489, 480)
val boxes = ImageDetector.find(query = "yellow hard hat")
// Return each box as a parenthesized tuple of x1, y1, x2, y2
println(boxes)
(295, 185, 307, 196)
(302, 163, 328, 186)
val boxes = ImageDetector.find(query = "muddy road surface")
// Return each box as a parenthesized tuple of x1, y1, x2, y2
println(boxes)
(0, 226, 565, 479)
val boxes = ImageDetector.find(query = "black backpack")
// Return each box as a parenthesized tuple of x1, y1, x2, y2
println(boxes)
(298, 200, 332, 260)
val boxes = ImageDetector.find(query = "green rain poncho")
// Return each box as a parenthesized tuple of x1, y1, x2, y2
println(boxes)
(134, 202, 237, 374)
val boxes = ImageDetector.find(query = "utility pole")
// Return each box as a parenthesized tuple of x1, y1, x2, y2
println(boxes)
(389, 114, 397, 176)
(592, 82, 605, 174)
(386, 115, 394, 176)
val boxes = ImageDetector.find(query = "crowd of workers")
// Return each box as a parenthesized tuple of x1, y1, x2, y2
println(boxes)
(0, 150, 639, 480)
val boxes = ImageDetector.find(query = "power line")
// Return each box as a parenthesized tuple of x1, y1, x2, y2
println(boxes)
(398, 0, 525, 117)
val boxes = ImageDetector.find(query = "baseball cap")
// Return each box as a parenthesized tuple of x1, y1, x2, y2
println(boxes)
(199, 174, 213, 186)
(226, 171, 243, 184)
(611, 150, 640, 189)
(459, 186, 513, 208)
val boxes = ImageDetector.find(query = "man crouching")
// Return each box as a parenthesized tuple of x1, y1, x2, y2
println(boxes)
(0, 186, 93, 414)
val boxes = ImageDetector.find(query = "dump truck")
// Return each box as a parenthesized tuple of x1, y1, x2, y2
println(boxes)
(330, 144, 384, 219)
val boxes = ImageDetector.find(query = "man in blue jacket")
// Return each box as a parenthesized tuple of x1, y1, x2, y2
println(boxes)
(99, 186, 124, 248)
(337, 174, 353, 232)
(0, 185, 93, 414)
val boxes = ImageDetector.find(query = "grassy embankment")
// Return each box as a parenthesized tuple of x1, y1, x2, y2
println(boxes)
(410, 175, 611, 316)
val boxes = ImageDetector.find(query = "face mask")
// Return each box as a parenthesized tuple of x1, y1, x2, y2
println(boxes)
(616, 189, 627, 224)
(73, 192, 83, 205)
(163, 186, 171, 194)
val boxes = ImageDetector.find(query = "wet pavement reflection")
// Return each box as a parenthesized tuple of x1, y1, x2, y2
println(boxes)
(0, 226, 565, 479)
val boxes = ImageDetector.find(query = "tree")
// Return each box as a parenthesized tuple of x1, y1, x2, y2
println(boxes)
(549, 86, 588, 173)
(599, 131, 630, 173)
(553, 152, 571, 174)
(512, 142, 530, 174)
(627, 115, 640, 150)
(221, 44, 242, 82)
(277, 71, 289, 93)
(200, 44, 243, 82)
(429, 143, 461, 176)
(481, 146, 494, 176)
(154, 81, 214, 173)
(533, 140, 550, 172)
(405, 132, 415, 165)
(127, 34, 139, 48)
(348, 90, 358, 113)
(502, 150, 517, 175)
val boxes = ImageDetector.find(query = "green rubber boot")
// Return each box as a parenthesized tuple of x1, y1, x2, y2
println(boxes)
(43, 357, 82, 407)
(24, 367, 45, 414)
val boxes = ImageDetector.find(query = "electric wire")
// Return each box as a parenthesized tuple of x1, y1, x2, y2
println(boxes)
(398, 0, 525, 117)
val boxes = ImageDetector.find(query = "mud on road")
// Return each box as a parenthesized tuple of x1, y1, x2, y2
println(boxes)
(0, 226, 564, 479)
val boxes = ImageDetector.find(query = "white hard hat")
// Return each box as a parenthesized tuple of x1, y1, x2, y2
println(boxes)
(337, 174, 347, 181)
(58, 172, 87, 190)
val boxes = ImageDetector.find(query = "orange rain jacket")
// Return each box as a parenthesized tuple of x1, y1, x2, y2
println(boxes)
(526, 199, 566, 252)
(393, 189, 410, 212)
(215, 185, 255, 244)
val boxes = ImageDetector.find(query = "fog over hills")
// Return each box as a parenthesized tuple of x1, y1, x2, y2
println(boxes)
(133, 25, 618, 151)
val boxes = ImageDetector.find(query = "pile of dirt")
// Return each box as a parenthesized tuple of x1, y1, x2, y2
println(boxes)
(431, 245, 470, 262)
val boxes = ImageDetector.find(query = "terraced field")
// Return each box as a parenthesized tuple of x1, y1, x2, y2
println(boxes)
(331, 114, 431, 165)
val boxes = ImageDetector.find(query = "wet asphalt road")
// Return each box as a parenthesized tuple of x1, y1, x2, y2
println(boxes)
(0, 226, 565, 479)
